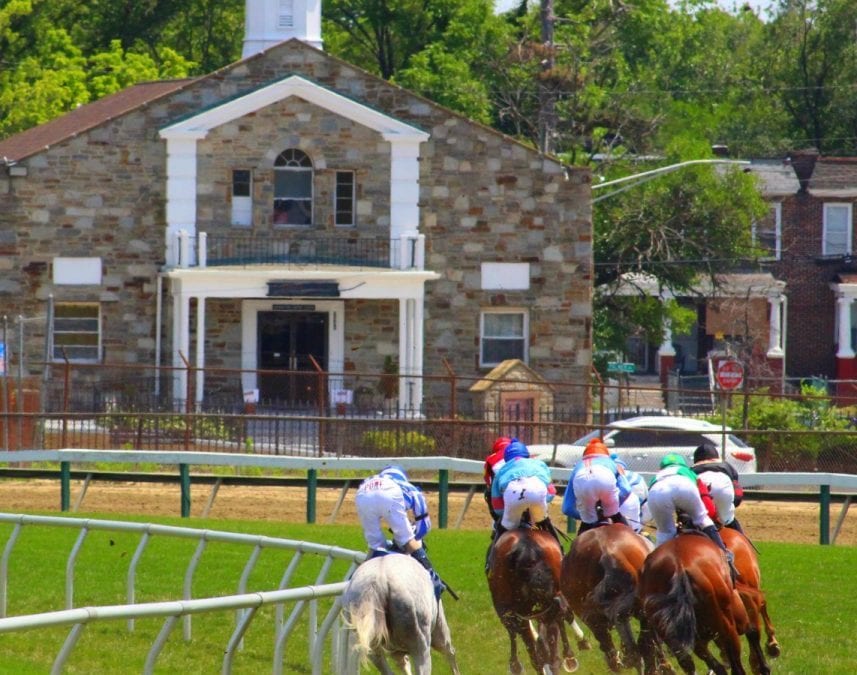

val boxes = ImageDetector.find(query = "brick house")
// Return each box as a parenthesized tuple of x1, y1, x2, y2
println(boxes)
(0, 0, 592, 415)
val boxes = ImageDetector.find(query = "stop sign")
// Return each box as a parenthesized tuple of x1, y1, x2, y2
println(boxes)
(716, 360, 744, 390)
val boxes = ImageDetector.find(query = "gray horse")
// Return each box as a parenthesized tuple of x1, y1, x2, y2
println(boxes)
(340, 554, 460, 674)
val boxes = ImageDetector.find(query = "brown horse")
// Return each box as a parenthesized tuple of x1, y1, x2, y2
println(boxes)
(721, 528, 780, 674)
(638, 533, 749, 675)
(488, 527, 579, 673)
(560, 524, 653, 672)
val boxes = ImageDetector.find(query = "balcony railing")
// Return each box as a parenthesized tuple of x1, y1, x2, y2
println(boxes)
(166, 231, 425, 271)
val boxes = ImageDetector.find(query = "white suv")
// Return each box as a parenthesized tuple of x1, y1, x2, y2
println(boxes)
(528, 415, 757, 474)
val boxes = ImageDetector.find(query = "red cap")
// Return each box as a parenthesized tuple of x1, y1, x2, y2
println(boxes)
(583, 438, 609, 458)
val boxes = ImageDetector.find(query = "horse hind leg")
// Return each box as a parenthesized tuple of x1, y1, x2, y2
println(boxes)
(368, 651, 397, 675)
(760, 601, 780, 658)
(431, 600, 461, 675)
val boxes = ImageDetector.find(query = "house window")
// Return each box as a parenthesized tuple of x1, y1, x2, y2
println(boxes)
(52, 303, 101, 362)
(753, 202, 781, 260)
(335, 171, 355, 226)
(231, 169, 252, 226)
(823, 203, 852, 256)
(273, 149, 313, 226)
(480, 310, 528, 367)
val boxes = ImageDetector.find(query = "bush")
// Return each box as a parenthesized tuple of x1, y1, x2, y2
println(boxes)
(360, 430, 436, 457)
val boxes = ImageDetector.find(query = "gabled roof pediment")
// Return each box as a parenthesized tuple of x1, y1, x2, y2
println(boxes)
(159, 74, 428, 143)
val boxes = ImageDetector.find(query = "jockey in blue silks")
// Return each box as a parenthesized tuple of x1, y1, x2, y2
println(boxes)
(561, 438, 633, 534)
(612, 453, 650, 533)
(355, 464, 444, 598)
(490, 439, 561, 546)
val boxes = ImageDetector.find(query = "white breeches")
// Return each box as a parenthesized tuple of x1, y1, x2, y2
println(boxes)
(355, 482, 414, 551)
(572, 463, 620, 523)
(648, 475, 714, 546)
(501, 476, 549, 530)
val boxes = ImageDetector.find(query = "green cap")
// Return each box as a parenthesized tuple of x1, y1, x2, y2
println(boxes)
(660, 453, 688, 469)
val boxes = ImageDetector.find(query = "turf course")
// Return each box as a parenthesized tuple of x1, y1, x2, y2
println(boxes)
(0, 513, 851, 674)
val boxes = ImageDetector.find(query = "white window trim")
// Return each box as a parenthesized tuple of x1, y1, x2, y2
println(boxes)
(479, 309, 529, 368)
(823, 202, 852, 256)
(231, 169, 252, 227)
(334, 170, 356, 227)
(51, 302, 102, 363)
(753, 202, 781, 261)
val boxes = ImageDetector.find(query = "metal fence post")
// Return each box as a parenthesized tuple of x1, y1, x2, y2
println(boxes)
(307, 469, 317, 524)
(180, 464, 191, 518)
(60, 461, 71, 512)
(438, 469, 448, 529)
(820, 484, 831, 545)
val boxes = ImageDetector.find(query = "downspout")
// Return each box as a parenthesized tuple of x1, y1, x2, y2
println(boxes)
(155, 273, 163, 397)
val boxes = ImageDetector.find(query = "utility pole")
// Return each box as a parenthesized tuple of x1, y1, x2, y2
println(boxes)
(538, 0, 556, 155)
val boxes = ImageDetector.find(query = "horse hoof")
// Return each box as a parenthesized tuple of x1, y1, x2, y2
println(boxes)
(577, 639, 592, 651)
(509, 663, 523, 675)
(562, 656, 579, 672)
(767, 642, 781, 658)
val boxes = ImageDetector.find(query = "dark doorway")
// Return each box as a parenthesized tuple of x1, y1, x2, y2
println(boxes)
(257, 311, 328, 405)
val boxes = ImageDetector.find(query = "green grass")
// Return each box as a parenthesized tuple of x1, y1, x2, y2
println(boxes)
(0, 512, 849, 673)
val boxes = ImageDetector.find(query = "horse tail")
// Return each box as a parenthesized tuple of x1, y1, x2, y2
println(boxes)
(642, 570, 696, 657)
(509, 536, 556, 598)
(592, 552, 635, 624)
(341, 587, 389, 665)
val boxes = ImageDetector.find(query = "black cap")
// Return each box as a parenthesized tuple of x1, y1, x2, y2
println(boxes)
(693, 443, 720, 464)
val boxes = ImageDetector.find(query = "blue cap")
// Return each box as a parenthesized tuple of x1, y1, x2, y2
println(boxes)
(611, 454, 628, 469)
(504, 439, 530, 462)
(380, 465, 408, 482)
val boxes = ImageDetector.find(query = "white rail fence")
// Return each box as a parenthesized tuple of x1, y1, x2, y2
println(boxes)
(0, 513, 366, 674)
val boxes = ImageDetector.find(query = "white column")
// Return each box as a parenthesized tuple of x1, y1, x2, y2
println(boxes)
(767, 295, 784, 357)
(397, 296, 426, 413)
(837, 296, 855, 358)
(172, 291, 191, 402)
(658, 320, 675, 357)
(195, 296, 206, 406)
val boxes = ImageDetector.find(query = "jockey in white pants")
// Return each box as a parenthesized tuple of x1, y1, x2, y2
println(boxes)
(561, 439, 632, 534)
(490, 439, 561, 544)
(613, 454, 650, 533)
(691, 442, 747, 536)
(355, 465, 445, 598)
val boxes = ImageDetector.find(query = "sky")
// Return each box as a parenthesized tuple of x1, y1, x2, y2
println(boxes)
(494, 0, 780, 20)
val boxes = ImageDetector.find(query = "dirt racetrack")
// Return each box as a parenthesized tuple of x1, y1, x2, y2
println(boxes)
(0, 478, 853, 546)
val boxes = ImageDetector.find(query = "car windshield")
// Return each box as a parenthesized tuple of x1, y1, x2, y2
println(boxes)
(571, 430, 603, 446)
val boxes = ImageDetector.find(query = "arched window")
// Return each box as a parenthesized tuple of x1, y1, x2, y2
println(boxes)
(273, 149, 313, 226)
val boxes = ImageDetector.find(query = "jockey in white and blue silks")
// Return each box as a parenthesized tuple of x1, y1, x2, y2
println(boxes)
(355, 465, 444, 598)
(612, 454, 650, 533)
(561, 439, 632, 534)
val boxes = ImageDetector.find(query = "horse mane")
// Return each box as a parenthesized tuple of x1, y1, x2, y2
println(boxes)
(642, 569, 696, 657)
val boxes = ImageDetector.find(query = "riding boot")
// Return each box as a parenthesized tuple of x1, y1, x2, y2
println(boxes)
(536, 517, 563, 552)
(485, 523, 507, 574)
(702, 525, 739, 583)
(725, 517, 746, 536)
(411, 547, 445, 600)
(577, 520, 595, 535)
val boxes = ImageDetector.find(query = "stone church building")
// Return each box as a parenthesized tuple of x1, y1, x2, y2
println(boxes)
(0, 0, 592, 414)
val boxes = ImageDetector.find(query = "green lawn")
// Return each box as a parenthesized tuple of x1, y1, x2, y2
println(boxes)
(0, 512, 849, 673)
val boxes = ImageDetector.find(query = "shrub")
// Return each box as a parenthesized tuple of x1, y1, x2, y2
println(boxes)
(360, 430, 436, 457)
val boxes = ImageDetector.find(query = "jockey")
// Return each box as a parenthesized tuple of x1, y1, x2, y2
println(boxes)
(483, 436, 512, 520)
(490, 439, 561, 545)
(647, 453, 736, 571)
(612, 453, 650, 533)
(561, 438, 632, 534)
(355, 465, 445, 599)
(692, 442, 747, 536)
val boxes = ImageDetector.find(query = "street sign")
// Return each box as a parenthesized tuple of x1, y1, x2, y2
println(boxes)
(716, 359, 744, 390)
(607, 362, 636, 374)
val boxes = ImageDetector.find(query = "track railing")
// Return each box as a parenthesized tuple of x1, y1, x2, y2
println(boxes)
(0, 513, 365, 674)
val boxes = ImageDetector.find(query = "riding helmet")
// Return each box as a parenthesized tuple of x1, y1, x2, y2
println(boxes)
(693, 443, 720, 464)
(660, 453, 688, 469)
(503, 439, 530, 462)
(583, 438, 610, 458)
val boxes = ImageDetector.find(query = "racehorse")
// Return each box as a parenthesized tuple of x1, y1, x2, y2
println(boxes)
(340, 554, 460, 674)
(721, 528, 780, 674)
(488, 527, 579, 674)
(637, 532, 749, 675)
(560, 523, 653, 672)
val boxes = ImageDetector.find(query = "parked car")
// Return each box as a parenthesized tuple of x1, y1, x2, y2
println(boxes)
(528, 415, 757, 474)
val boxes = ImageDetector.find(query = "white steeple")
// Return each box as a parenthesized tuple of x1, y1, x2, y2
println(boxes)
(243, 0, 323, 58)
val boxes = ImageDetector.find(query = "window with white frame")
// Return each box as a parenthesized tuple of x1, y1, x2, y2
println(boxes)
(753, 202, 781, 260)
(273, 149, 313, 226)
(480, 310, 528, 367)
(52, 303, 101, 362)
(231, 169, 252, 226)
(823, 203, 852, 256)
(335, 171, 355, 226)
